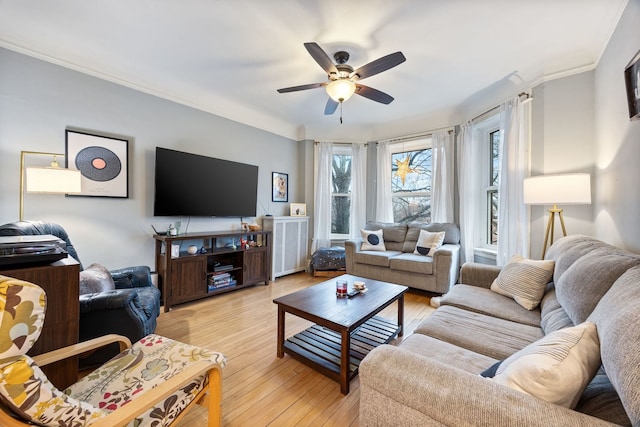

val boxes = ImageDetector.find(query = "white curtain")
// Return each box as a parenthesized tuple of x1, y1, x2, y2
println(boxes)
(350, 143, 367, 238)
(375, 141, 393, 222)
(431, 130, 454, 223)
(457, 122, 482, 264)
(311, 141, 333, 253)
(496, 96, 531, 265)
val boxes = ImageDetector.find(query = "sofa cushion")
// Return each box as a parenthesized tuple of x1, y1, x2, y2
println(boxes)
(588, 265, 640, 426)
(402, 222, 460, 252)
(354, 250, 403, 268)
(364, 222, 407, 243)
(539, 286, 574, 334)
(79, 263, 116, 295)
(389, 253, 433, 275)
(414, 305, 544, 360)
(555, 249, 640, 325)
(413, 230, 445, 256)
(492, 321, 601, 409)
(490, 255, 554, 310)
(360, 229, 386, 251)
(576, 367, 632, 426)
(441, 284, 541, 327)
(399, 333, 499, 374)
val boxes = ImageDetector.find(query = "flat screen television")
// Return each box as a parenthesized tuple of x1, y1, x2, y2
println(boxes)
(153, 147, 258, 217)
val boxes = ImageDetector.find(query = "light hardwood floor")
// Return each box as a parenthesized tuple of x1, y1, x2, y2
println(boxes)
(155, 272, 435, 426)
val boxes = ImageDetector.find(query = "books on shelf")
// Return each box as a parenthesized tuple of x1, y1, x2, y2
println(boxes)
(213, 263, 234, 272)
(208, 272, 236, 292)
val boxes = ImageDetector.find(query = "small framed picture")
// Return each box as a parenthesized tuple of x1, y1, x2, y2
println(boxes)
(272, 171, 288, 202)
(290, 203, 307, 216)
(624, 49, 640, 121)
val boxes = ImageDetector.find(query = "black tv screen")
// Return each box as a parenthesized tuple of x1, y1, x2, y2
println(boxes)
(154, 147, 258, 217)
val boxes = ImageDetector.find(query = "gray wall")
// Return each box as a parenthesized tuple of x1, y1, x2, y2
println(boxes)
(593, 0, 640, 253)
(0, 48, 301, 270)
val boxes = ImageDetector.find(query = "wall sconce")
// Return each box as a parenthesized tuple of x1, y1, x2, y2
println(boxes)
(523, 173, 591, 259)
(20, 150, 82, 221)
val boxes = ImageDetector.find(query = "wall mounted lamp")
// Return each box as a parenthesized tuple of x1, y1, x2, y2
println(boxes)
(523, 173, 591, 259)
(19, 150, 82, 221)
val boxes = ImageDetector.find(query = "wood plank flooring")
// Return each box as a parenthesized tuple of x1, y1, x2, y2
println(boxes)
(154, 272, 435, 427)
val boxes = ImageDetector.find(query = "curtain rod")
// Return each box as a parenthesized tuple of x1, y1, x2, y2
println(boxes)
(378, 126, 454, 144)
(470, 92, 532, 123)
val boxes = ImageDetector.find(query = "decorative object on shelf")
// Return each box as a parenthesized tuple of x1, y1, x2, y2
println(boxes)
(290, 203, 307, 216)
(65, 129, 129, 198)
(187, 245, 198, 255)
(18, 151, 82, 221)
(272, 171, 288, 202)
(624, 48, 640, 120)
(523, 173, 591, 259)
(248, 224, 261, 231)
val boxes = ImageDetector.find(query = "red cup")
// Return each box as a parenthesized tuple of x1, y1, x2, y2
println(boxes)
(336, 280, 348, 296)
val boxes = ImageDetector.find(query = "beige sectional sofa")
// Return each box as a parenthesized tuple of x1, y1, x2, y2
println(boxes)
(359, 235, 640, 426)
(344, 222, 460, 294)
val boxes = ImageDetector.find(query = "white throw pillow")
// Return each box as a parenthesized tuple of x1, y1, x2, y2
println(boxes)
(360, 229, 386, 251)
(493, 321, 601, 409)
(413, 230, 445, 256)
(490, 255, 554, 310)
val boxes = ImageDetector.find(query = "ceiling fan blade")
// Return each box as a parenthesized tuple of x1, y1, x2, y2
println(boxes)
(355, 84, 395, 104)
(304, 42, 338, 75)
(351, 51, 406, 81)
(324, 98, 339, 115)
(277, 82, 326, 93)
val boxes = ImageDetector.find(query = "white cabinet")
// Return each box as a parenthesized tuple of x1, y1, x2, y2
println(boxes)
(263, 216, 309, 280)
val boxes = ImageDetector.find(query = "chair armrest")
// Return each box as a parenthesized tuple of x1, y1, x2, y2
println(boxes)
(91, 360, 222, 427)
(459, 262, 502, 289)
(32, 334, 131, 367)
(79, 289, 139, 312)
(360, 345, 611, 426)
(111, 265, 153, 289)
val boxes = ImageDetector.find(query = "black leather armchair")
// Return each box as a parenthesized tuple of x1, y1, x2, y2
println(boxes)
(0, 221, 161, 365)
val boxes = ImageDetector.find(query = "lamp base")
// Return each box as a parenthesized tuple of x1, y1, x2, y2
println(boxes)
(541, 205, 567, 259)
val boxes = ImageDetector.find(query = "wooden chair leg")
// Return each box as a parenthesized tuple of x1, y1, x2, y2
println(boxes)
(207, 367, 223, 427)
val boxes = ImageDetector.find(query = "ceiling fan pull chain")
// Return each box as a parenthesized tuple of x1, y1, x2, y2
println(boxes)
(340, 102, 343, 124)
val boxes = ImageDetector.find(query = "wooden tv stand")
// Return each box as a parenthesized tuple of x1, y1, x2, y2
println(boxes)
(154, 230, 271, 312)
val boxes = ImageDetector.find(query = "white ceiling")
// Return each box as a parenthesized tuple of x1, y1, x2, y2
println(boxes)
(0, 0, 628, 142)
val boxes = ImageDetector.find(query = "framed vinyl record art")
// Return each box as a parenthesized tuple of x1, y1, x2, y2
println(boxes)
(65, 129, 129, 198)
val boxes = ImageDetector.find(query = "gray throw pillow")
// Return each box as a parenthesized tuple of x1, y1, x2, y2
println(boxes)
(79, 263, 115, 295)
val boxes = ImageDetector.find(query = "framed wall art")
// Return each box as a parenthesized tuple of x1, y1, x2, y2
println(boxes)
(624, 48, 640, 121)
(290, 203, 306, 216)
(272, 171, 288, 202)
(65, 129, 129, 198)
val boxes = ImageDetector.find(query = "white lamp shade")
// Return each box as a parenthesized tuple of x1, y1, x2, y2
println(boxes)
(26, 167, 82, 194)
(326, 79, 356, 102)
(523, 173, 591, 205)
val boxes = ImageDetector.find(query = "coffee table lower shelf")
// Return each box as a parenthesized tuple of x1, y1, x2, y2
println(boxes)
(283, 316, 400, 383)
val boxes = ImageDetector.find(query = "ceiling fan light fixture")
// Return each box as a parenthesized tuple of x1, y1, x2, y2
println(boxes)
(326, 79, 356, 103)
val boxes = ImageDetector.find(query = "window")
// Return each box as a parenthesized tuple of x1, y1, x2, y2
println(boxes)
(487, 129, 500, 245)
(331, 146, 352, 238)
(390, 139, 432, 223)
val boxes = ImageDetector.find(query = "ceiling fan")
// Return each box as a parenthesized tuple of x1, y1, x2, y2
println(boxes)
(277, 42, 406, 117)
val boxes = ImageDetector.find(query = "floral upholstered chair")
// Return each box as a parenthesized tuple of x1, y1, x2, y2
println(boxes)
(0, 275, 227, 427)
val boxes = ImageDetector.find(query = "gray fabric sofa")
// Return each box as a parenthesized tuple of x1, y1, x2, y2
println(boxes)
(344, 222, 460, 294)
(359, 235, 640, 426)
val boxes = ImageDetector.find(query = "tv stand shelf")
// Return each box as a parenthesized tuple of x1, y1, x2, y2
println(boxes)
(154, 230, 271, 312)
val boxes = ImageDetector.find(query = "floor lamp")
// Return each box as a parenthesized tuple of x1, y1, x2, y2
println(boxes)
(19, 151, 82, 221)
(523, 173, 591, 259)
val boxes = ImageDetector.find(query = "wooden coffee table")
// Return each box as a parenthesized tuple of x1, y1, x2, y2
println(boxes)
(273, 274, 407, 394)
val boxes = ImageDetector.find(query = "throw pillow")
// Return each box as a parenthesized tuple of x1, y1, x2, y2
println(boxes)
(490, 255, 554, 310)
(79, 263, 116, 295)
(492, 321, 601, 409)
(413, 229, 445, 256)
(360, 229, 386, 251)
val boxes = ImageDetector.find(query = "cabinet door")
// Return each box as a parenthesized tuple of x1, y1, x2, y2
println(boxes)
(244, 248, 268, 284)
(170, 257, 207, 303)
